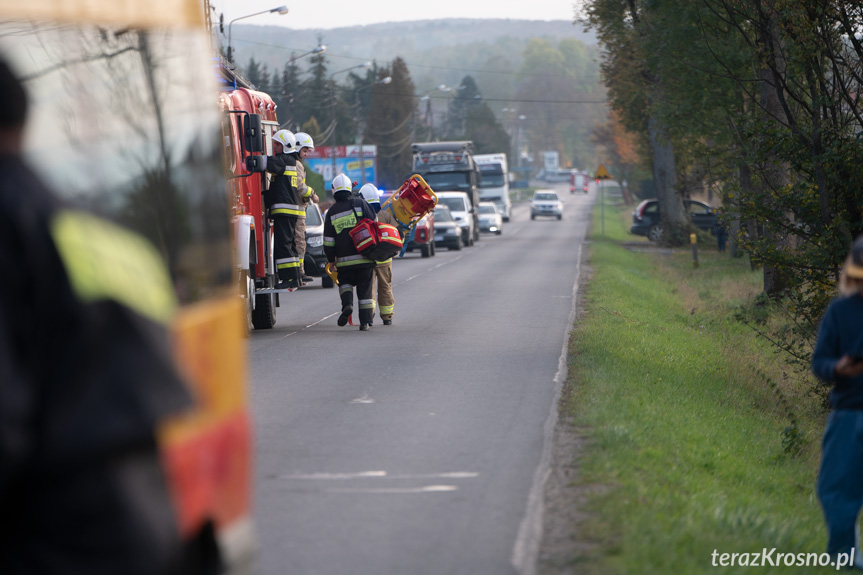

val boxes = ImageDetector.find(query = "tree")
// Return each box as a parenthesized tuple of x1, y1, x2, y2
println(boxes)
(243, 57, 263, 88)
(446, 76, 482, 139)
(585, 0, 689, 244)
(276, 56, 302, 130)
(364, 57, 415, 189)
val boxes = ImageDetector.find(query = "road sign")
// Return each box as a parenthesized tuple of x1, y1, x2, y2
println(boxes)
(595, 163, 611, 180)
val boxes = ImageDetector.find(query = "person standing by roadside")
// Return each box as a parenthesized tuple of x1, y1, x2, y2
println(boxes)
(293, 132, 319, 285)
(812, 234, 863, 568)
(359, 183, 397, 325)
(323, 174, 377, 331)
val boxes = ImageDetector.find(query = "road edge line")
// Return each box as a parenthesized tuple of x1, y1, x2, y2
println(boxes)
(510, 241, 583, 575)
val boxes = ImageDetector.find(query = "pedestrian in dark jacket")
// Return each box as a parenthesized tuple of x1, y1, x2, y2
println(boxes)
(812, 234, 863, 568)
(0, 56, 191, 575)
(323, 174, 377, 331)
(263, 129, 304, 289)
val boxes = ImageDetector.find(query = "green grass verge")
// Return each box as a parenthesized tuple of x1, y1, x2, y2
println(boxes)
(564, 203, 834, 574)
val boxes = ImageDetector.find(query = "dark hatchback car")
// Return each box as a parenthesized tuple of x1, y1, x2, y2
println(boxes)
(432, 205, 463, 251)
(630, 199, 716, 241)
(303, 203, 334, 287)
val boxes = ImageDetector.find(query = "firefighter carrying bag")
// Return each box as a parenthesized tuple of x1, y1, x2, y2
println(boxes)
(349, 219, 403, 262)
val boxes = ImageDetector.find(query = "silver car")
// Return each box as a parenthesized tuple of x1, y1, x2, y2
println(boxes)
(477, 201, 503, 235)
(530, 190, 563, 220)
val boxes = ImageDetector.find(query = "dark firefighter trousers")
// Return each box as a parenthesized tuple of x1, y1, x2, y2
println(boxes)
(273, 214, 302, 288)
(337, 266, 375, 326)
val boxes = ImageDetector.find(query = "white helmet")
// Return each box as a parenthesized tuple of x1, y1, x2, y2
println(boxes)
(294, 132, 315, 151)
(272, 129, 296, 153)
(332, 173, 353, 194)
(359, 183, 380, 205)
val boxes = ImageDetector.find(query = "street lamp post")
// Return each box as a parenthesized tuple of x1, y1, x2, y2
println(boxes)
(355, 76, 391, 186)
(227, 5, 288, 64)
(327, 62, 372, 185)
(289, 44, 326, 64)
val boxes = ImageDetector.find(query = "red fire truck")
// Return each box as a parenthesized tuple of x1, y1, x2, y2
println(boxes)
(218, 69, 288, 330)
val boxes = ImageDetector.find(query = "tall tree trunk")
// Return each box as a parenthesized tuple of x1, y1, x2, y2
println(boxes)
(648, 114, 687, 245)
(758, 12, 791, 296)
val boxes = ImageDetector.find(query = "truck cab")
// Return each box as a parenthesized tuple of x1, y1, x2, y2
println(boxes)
(411, 141, 481, 244)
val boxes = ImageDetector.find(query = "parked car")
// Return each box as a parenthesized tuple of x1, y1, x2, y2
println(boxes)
(477, 201, 503, 235)
(530, 190, 564, 220)
(436, 191, 477, 246)
(629, 199, 717, 241)
(303, 202, 334, 287)
(433, 205, 463, 250)
(404, 210, 436, 257)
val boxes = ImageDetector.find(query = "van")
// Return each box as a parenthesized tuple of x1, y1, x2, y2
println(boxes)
(475, 153, 511, 221)
(436, 191, 476, 247)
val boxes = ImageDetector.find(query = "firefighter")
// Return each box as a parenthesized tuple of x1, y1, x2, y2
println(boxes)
(360, 183, 397, 325)
(323, 174, 377, 331)
(263, 129, 303, 289)
(292, 131, 319, 284)
(0, 57, 191, 575)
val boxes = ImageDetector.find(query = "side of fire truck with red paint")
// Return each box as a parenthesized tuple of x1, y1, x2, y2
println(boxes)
(219, 86, 284, 330)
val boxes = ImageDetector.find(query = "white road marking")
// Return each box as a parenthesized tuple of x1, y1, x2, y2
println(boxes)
(403, 254, 464, 283)
(326, 485, 458, 494)
(307, 312, 339, 328)
(277, 471, 479, 480)
(350, 394, 375, 404)
(279, 471, 388, 480)
(511, 241, 584, 575)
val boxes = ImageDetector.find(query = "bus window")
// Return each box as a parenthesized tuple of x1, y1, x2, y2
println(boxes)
(1, 23, 231, 304)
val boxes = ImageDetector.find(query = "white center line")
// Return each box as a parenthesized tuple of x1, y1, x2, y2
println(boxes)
(277, 471, 479, 480)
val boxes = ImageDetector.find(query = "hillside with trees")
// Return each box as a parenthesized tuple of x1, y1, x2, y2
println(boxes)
(227, 18, 608, 185)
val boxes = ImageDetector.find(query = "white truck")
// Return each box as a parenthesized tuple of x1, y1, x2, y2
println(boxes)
(474, 153, 512, 222)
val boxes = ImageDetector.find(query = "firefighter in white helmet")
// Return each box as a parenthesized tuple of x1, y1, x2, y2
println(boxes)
(322, 174, 377, 330)
(262, 129, 303, 289)
(360, 183, 398, 325)
(291, 132, 319, 284)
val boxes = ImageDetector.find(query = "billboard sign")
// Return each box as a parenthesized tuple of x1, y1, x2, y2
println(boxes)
(303, 145, 377, 190)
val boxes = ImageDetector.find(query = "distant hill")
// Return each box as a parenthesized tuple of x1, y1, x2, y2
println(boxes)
(228, 18, 596, 95)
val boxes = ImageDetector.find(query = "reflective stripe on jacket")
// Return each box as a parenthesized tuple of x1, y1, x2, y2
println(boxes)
(323, 195, 377, 269)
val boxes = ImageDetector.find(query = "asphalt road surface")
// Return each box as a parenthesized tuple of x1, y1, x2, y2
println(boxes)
(248, 182, 593, 575)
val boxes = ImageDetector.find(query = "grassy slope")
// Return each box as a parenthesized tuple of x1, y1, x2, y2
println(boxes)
(565, 204, 834, 573)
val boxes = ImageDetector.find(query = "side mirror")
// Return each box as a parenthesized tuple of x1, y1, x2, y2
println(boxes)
(244, 114, 263, 153)
(245, 155, 266, 173)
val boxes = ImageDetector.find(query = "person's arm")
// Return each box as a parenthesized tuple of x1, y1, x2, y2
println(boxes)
(263, 154, 287, 175)
(323, 213, 336, 263)
(812, 305, 840, 382)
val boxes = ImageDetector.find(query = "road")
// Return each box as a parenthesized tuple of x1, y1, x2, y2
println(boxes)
(248, 182, 593, 575)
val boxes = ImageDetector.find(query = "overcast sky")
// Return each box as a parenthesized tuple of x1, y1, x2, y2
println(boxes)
(212, 0, 578, 30)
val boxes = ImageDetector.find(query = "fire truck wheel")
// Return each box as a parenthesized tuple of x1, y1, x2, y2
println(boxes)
(420, 243, 431, 258)
(252, 292, 276, 329)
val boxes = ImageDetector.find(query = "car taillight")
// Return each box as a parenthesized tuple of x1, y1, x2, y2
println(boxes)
(418, 228, 427, 241)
